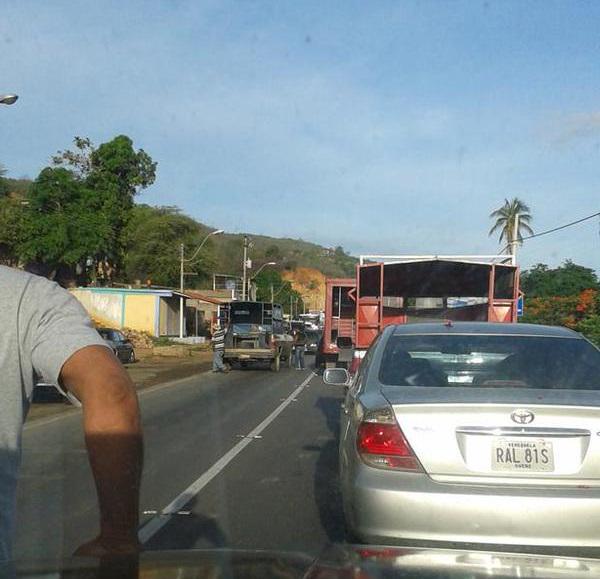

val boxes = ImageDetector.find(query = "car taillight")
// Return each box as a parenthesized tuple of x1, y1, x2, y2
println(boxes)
(356, 408, 422, 472)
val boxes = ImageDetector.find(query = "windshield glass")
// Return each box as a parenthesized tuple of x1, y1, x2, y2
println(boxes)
(379, 335, 600, 389)
(4, 0, 600, 572)
(232, 323, 266, 335)
(229, 303, 263, 325)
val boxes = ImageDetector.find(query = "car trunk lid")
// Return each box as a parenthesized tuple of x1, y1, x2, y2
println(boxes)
(381, 386, 600, 486)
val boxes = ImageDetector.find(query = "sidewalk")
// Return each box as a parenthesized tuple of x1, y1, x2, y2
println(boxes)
(27, 351, 213, 424)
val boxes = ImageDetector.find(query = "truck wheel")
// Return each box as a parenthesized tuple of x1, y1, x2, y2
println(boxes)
(270, 355, 281, 372)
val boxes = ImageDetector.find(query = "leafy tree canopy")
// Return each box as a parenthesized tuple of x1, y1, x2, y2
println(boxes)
(253, 268, 304, 314)
(122, 205, 216, 287)
(521, 260, 599, 297)
(17, 135, 158, 283)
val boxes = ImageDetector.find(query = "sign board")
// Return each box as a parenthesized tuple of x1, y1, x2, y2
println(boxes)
(517, 295, 524, 317)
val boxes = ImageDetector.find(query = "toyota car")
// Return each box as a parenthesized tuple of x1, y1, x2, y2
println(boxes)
(324, 322, 600, 548)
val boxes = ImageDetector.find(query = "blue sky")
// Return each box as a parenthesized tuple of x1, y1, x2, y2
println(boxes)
(2, 0, 600, 272)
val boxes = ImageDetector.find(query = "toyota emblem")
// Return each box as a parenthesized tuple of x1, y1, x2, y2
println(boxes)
(511, 409, 534, 424)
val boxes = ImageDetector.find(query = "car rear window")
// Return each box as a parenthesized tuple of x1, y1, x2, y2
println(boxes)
(378, 334, 600, 390)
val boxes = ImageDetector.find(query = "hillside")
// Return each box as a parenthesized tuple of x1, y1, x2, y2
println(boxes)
(281, 267, 328, 311)
(212, 232, 356, 281)
(0, 169, 357, 289)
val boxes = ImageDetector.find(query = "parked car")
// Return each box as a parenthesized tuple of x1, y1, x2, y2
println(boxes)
(33, 380, 81, 406)
(324, 321, 600, 548)
(97, 328, 136, 363)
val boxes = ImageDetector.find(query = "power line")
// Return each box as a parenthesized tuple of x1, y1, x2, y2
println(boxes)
(521, 210, 600, 241)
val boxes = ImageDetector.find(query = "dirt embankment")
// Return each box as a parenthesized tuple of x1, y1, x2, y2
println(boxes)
(282, 267, 327, 311)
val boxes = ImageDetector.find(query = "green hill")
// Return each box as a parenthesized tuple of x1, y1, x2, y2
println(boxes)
(212, 231, 356, 280)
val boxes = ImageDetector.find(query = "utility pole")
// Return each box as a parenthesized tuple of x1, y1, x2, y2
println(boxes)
(179, 243, 185, 339)
(242, 235, 249, 301)
(510, 213, 520, 266)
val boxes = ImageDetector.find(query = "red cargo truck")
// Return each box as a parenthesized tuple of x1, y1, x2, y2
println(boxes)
(350, 255, 520, 372)
(317, 278, 357, 368)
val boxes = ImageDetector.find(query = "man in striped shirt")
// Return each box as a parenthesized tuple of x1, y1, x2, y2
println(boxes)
(211, 323, 229, 373)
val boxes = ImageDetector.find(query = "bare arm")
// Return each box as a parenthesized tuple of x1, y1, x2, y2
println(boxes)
(60, 346, 143, 555)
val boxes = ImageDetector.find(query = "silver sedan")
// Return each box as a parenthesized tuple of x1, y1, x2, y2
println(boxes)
(324, 322, 600, 548)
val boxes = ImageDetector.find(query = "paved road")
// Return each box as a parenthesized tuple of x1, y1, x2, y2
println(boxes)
(15, 362, 345, 560)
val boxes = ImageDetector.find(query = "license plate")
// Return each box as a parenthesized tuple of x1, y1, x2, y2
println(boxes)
(491, 438, 554, 472)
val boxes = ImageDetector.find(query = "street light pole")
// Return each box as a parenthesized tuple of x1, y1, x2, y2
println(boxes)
(179, 243, 185, 338)
(248, 262, 276, 302)
(242, 235, 249, 300)
(178, 229, 224, 339)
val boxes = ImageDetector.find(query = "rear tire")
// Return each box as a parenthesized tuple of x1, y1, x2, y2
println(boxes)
(128, 350, 136, 364)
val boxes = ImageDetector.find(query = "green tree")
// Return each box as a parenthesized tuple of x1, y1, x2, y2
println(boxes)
(0, 197, 24, 265)
(0, 163, 8, 197)
(265, 244, 282, 260)
(122, 205, 215, 287)
(253, 269, 303, 313)
(332, 245, 356, 275)
(521, 261, 599, 297)
(577, 315, 600, 347)
(488, 198, 534, 250)
(52, 137, 95, 178)
(17, 168, 113, 280)
(45, 135, 157, 281)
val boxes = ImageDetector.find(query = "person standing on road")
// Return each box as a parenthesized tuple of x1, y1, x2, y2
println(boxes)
(211, 323, 229, 373)
(0, 265, 143, 560)
(293, 328, 307, 370)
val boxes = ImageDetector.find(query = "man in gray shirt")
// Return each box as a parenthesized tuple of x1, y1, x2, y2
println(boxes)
(0, 265, 143, 560)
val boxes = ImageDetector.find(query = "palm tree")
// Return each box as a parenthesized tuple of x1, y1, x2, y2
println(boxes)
(488, 198, 534, 252)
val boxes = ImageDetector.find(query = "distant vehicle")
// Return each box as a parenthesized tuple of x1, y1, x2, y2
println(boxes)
(221, 301, 293, 372)
(324, 321, 600, 548)
(304, 330, 322, 354)
(97, 328, 136, 364)
(299, 312, 322, 331)
(318, 278, 356, 368)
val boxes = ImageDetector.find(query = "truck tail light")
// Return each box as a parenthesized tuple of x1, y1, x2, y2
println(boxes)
(356, 408, 423, 472)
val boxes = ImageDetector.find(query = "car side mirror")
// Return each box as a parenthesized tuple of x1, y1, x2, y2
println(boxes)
(323, 368, 351, 386)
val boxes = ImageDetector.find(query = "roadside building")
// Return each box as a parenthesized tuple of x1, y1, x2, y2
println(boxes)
(183, 290, 225, 335)
(70, 287, 192, 337)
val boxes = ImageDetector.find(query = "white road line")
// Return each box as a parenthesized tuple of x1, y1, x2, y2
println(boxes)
(138, 371, 317, 544)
